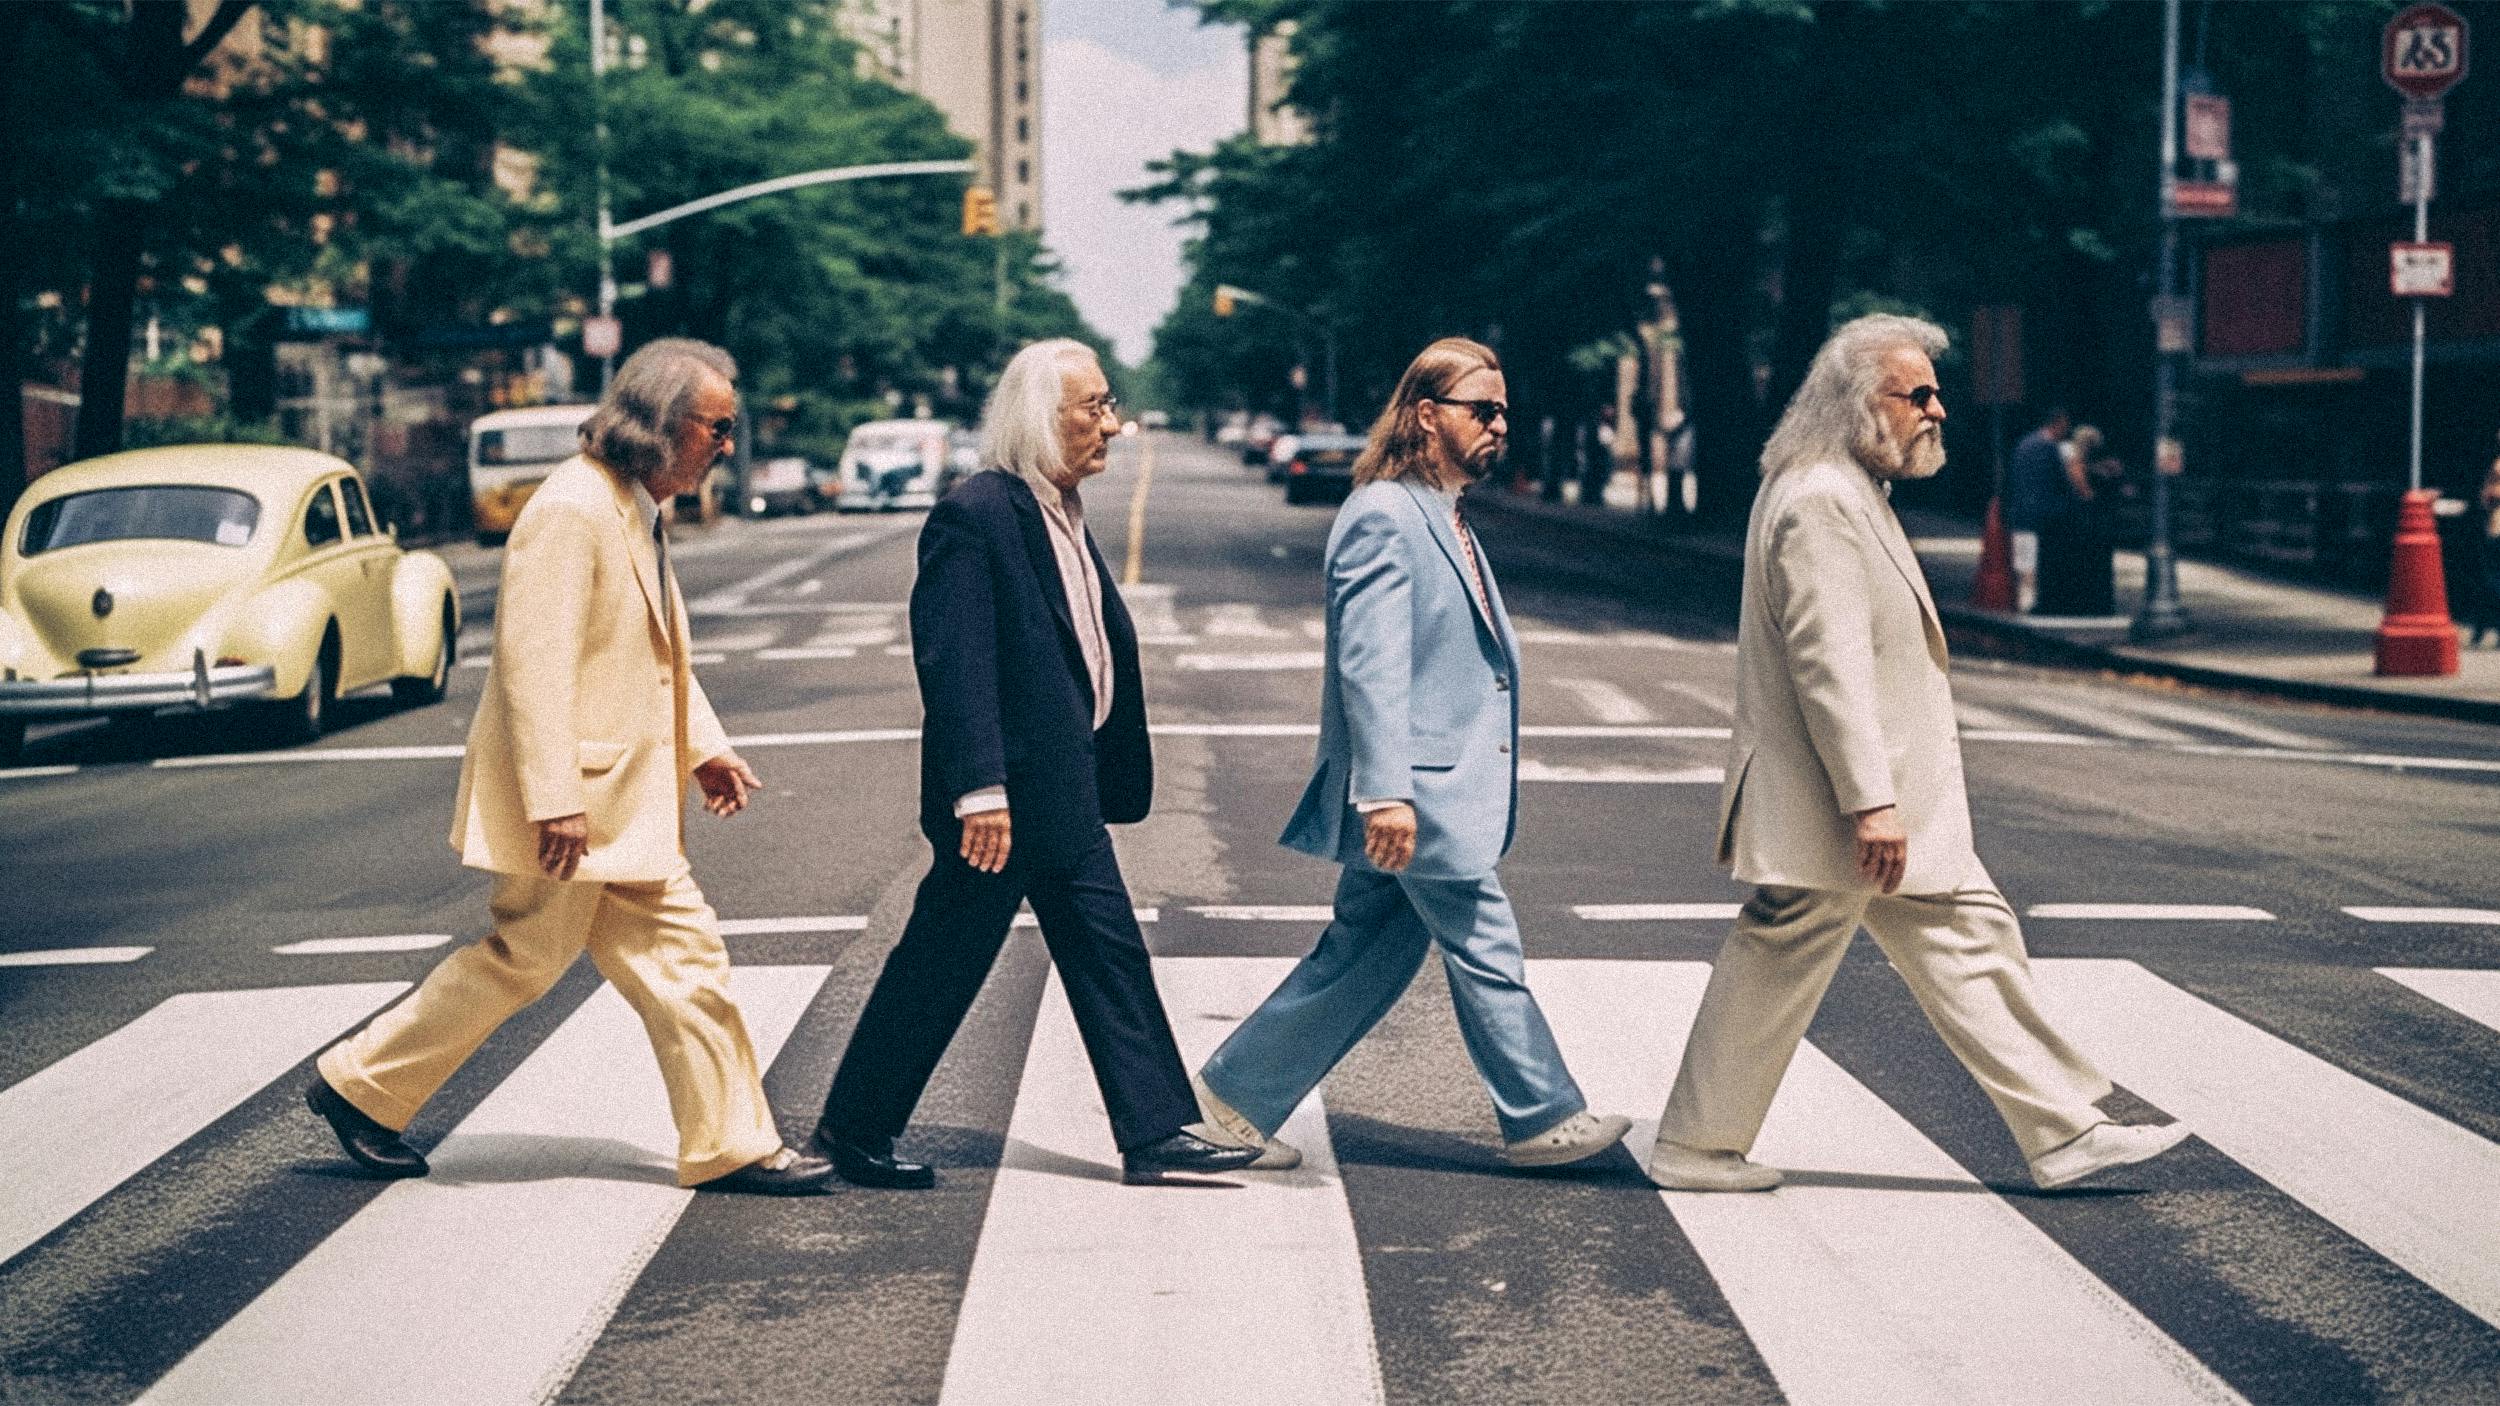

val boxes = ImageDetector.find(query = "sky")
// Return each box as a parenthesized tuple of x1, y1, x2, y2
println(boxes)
(1042, 0, 1249, 367)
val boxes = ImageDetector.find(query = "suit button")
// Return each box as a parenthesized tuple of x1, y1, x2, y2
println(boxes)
(1495, 676, 1509, 691)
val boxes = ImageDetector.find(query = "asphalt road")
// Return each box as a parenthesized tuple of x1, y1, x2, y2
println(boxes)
(4, 431, 2499, 1404)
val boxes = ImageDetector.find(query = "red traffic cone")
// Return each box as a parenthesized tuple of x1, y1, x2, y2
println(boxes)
(1971, 496, 2017, 612)
(2374, 488, 2459, 677)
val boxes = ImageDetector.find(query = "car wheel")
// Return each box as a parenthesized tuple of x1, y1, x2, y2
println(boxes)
(1284, 477, 1313, 505)
(269, 638, 337, 748)
(393, 604, 454, 707)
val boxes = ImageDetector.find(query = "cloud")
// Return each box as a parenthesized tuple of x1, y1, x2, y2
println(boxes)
(1042, 35, 1245, 366)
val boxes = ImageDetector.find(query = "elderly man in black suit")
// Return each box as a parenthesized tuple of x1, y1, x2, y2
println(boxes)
(811, 339, 1256, 1188)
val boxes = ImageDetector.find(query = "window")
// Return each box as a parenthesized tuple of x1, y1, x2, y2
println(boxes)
(337, 477, 376, 536)
(303, 485, 343, 548)
(19, 486, 260, 556)
(1017, 117, 1028, 144)
(1017, 160, 1029, 184)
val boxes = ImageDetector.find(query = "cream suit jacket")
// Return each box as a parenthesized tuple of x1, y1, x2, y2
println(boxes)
(450, 455, 733, 882)
(1715, 457, 1979, 896)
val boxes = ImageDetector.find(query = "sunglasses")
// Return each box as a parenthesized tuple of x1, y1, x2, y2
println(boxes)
(1073, 393, 1120, 417)
(1431, 397, 1508, 425)
(690, 415, 736, 442)
(1882, 385, 1943, 410)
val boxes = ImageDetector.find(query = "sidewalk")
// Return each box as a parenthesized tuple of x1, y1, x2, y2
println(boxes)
(1469, 482, 2500, 725)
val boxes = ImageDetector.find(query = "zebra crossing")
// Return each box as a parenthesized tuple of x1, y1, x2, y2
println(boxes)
(6, 951, 2499, 1403)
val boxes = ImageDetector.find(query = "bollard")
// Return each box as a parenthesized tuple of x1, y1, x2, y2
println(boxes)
(2373, 487, 2460, 676)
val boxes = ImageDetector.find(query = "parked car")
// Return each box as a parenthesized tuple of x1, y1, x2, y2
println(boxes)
(1280, 431, 1368, 505)
(0, 445, 460, 763)
(467, 403, 591, 546)
(943, 427, 982, 498)
(1240, 414, 1284, 465)
(1263, 433, 1302, 483)
(835, 418, 952, 511)
(1138, 409, 1171, 430)
(740, 455, 815, 517)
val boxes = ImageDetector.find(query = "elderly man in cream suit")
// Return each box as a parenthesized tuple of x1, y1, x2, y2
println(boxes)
(1647, 315, 2192, 1194)
(306, 339, 835, 1195)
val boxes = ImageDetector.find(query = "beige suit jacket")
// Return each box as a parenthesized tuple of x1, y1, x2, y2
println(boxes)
(1715, 457, 1979, 896)
(450, 455, 733, 882)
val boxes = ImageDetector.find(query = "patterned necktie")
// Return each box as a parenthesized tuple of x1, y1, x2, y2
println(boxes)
(1452, 501, 1492, 616)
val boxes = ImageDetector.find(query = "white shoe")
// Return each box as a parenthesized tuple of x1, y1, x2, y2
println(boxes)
(1646, 1139, 1782, 1192)
(1502, 1111, 1633, 1168)
(1190, 1073, 1303, 1171)
(2030, 1120, 2193, 1191)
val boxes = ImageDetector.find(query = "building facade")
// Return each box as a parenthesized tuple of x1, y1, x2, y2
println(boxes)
(1248, 20, 1310, 148)
(844, 0, 1043, 231)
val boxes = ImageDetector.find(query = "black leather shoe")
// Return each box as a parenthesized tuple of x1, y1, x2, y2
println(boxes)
(305, 1077, 428, 1179)
(813, 1124, 936, 1190)
(1121, 1130, 1261, 1185)
(696, 1147, 839, 1196)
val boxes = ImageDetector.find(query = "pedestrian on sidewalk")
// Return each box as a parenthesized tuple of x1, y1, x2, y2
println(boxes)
(306, 338, 836, 1196)
(1646, 315, 2192, 1195)
(2036, 423, 2118, 616)
(811, 340, 1256, 1189)
(1191, 337, 1633, 1174)
(2004, 405, 2070, 613)
(2473, 437, 2500, 648)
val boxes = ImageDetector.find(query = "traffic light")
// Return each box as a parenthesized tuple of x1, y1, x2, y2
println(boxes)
(961, 186, 999, 237)
(1212, 287, 1236, 317)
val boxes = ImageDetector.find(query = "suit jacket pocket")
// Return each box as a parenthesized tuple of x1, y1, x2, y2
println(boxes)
(1411, 728, 1463, 770)
(577, 739, 628, 774)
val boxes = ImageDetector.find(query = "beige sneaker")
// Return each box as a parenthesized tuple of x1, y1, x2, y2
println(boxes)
(1502, 1110, 1633, 1168)
(1647, 1139, 1781, 1192)
(2030, 1121, 2192, 1191)
(1191, 1073, 1303, 1171)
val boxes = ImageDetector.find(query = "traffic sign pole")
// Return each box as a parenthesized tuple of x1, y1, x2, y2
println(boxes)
(2133, 0, 2192, 642)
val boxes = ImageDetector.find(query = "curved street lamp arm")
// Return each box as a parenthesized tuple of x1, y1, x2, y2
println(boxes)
(603, 159, 978, 243)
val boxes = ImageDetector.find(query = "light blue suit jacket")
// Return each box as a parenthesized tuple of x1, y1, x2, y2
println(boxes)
(1281, 478, 1522, 881)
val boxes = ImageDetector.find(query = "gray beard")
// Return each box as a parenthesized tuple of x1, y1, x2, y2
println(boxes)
(1856, 422, 1945, 481)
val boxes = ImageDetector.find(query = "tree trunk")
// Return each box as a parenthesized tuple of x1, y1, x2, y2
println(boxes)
(1763, 173, 1849, 416)
(73, 201, 148, 460)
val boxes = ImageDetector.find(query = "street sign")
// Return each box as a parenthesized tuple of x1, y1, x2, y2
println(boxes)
(2391, 241, 2456, 297)
(2385, 3, 2469, 100)
(2403, 97, 2447, 136)
(583, 315, 622, 359)
(2149, 294, 2193, 355)
(2185, 95, 2232, 161)
(2400, 140, 2438, 204)
(2167, 178, 2238, 219)
(646, 248, 673, 291)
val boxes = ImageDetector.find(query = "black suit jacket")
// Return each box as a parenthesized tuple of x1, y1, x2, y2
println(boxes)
(912, 469, 1152, 870)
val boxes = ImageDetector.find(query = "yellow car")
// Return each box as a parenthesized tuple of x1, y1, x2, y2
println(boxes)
(0, 445, 460, 765)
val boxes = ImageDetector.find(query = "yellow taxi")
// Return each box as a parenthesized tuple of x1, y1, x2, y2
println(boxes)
(0, 445, 460, 764)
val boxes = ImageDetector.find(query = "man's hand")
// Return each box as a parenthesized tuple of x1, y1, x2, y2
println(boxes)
(1364, 802, 1419, 873)
(694, 751, 762, 818)
(535, 813, 589, 880)
(1854, 804, 1907, 894)
(961, 808, 1011, 874)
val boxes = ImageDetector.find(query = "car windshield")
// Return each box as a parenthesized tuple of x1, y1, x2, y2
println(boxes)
(19, 486, 262, 556)
(475, 424, 580, 466)
(851, 428, 937, 455)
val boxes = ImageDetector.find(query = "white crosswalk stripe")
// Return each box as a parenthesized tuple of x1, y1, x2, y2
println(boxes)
(1551, 677, 1655, 724)
(2379, 967, 2500, 1034)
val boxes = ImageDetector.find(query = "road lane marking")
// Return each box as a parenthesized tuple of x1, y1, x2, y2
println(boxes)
(2093, 693, 2331, 751)
(272, 935, 454, 956)
(1519, 762, 1722, 784)
(729, 728, 922, 748)
(686, 533, 879, 613)
(1512, 628, 1705, 651)
(755, 646, 857, 660)
(1552, 677, 1654, 724)
(2005, 694, 2201, 745)
(1202, 603, 1292, 639)
(2347, 907, 2500, 925)
(1959, 728, 2118, 748)
(800, 625, 899, 647)
(1519, 724, 1730, 739)
(691, 628, 778, 653)
(1654, 679, 1734, 718)
(685, 652, 728, 665)
(0, 765, 78, 780)
(1120, 435, 1155, 586)
(1151, 723, 1318, 736)
(717, 916, 869, 935)
(1573, 904, 1743, 921)
(2378, 968, 2500, 1033)
(2037, 957, 2500, 1330)
(1954, 700, 2030, 733)
(0, 983, 410, 1264)
(1532, 960, 2238, 1406)
(1185, 905, 1335, 922)
(0, 946, 154, 966)
(138, 965, 831, 1406)
(155, 745, 467, 768)
(2027, 904, 2275, 921)
(938, 960, 1381, 1406)
(1012, 907, 1158, 928)
(1172, 651, 1325, 671)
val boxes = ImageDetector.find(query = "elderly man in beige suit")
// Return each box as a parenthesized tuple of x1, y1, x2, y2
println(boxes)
(1647, 315, 2192, 1194)
(306, 338, 834, 1195)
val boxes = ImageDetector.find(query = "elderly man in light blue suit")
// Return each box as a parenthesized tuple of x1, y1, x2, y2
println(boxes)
(1193, 338, 1631, 1171)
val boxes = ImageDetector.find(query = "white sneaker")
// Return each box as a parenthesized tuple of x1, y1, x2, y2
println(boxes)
(1190, 1073, 1303, 1171)
(2030, 1121, 2193, 1191)
(1647, 1139, 1782, 1192)
(1502, 1111, 1633, 1168)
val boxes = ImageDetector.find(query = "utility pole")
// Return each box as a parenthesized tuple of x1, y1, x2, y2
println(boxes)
(2133, 0, 2193, 641)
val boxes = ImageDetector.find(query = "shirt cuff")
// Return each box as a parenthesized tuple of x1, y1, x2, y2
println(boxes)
(1354, 797, 1405, 813)
(954, 786, 1008, 818)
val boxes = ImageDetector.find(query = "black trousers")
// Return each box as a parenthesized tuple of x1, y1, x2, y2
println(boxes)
(819, 829, 1196, 1152)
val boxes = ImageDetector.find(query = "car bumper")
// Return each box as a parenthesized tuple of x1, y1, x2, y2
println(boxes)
(0, 664, 279, 717)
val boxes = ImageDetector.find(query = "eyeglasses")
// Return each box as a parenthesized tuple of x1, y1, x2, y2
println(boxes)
(1431, 397, 1508, 425)
(690, 415, 736, 442)
(1881, 386, 1943, 410)
(1071, 393, 1120, 418)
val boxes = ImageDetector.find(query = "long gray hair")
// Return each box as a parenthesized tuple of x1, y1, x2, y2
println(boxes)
(979, 338, 1096, 496)
(579, 337, 739, 483)
(1759, 314, 1947, 478)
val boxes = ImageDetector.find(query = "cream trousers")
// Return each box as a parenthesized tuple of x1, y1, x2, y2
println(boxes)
(317, 863, 782, 1186)
(1657, 875, 2111, 1163)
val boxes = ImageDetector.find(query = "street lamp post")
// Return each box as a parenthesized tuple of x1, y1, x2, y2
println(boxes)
(2134, 0, 2194, 641)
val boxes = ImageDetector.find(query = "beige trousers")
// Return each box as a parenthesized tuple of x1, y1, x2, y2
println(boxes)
(1657, 876, 2111, 1162)
(316, 863, 782, 1186)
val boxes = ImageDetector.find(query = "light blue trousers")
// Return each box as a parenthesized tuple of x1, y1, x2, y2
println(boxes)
(1199, 864, 1585, 1143)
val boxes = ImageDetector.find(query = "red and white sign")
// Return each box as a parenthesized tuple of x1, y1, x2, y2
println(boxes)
(2385, 4, 2469, 101)
(2168, 179, 2238, 219)
(646, 249, 674, 291)
(2185, 95, 2232, 161)
(2391, 241, 2455, 297)
(583, 315, 622, 358)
